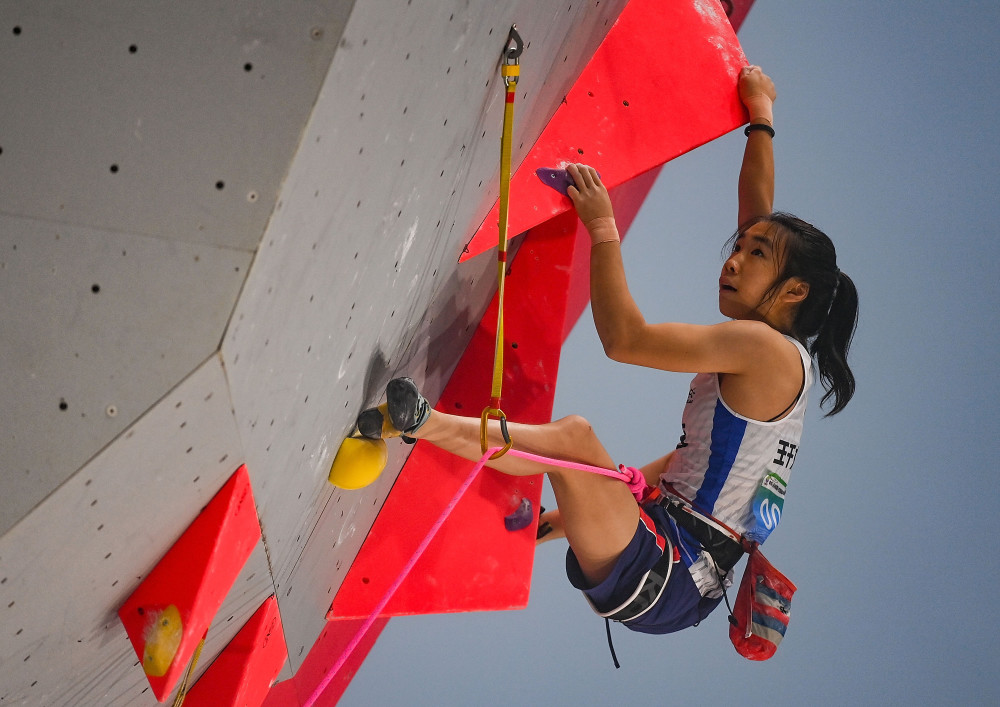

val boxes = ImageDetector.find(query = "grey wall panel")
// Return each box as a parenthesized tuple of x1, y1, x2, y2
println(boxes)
(221, 0, 628, 670)
(0, 356, 276, 706)
(0, 214, 252, 535)
(0, 0, 632, 698)
(0, 0, 354, 250)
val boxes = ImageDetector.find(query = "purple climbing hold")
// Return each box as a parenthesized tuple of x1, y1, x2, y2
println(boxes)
(536, 167, 601, 197)
(535, 167, 576, 197)
(504, 497, 534, 532)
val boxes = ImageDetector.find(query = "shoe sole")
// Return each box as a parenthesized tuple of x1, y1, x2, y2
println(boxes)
(386, 377, 422, 433)
(357, 407, 385, 439)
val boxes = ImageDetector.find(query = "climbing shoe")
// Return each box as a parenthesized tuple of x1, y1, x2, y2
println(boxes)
(357, 404, 390, 440)
(356, 402, 415, 442)
(386, 377, 430, 439)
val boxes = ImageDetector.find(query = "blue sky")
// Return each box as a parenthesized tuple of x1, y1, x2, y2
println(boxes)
(344, 2, 1000, 704)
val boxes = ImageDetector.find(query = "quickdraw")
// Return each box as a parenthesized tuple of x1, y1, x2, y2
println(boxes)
(481, 25, 523, 459)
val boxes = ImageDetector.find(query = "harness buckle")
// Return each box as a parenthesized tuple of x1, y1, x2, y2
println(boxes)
(656, 492, 747, 572)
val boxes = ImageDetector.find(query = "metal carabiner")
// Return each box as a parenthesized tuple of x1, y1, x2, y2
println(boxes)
(502, 25, 522, 87)
(505, 25, 523, 64)
(480, 407, 513, 459)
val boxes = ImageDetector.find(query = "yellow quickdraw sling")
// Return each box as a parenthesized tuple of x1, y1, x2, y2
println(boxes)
(480, 25, 523, 459)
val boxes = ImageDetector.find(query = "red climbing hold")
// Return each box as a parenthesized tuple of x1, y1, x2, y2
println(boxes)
(461, 0, 748, 261)
(117, 465, 261, 702)
(184, 595, 287, 707)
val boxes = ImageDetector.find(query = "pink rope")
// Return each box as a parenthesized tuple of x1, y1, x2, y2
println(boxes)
(303, 447, 498, 707)
(503, 448, 649, 501)
(304, 446, 648, 705)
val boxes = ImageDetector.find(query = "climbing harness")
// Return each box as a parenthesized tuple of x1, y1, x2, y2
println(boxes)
(641, 483, 801, 663)
(594, 538, 680, 670)
(646, 484, 748, 629)
(586, 483, 751, 668)
(648, 484, 748, 572)
(480, 25, 522, 459)
(578, 481, 748, 669)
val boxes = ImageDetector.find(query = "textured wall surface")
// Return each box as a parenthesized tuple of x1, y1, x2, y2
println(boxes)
(0, 0, 629, 703)
(0, 0, 353, 535)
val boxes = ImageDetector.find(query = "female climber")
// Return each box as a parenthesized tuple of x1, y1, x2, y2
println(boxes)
(357, 65, 858, 636)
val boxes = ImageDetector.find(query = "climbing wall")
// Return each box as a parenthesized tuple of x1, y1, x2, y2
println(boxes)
(1, 0, 754, 703)
(0, 0, 632, 703)
(218, 0, 632, 684)
(328, 0, 751, 620)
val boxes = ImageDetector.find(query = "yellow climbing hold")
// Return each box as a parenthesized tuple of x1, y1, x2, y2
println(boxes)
(329, 436, 387, 489)
(142, 604, 183, 677)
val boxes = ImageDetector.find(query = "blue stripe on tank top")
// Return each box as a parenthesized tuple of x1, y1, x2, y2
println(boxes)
(693, 400, 747, 513)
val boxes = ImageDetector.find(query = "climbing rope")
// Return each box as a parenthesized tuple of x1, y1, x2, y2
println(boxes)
(480, 25, 523, 460)
(303, 445, 642, 706)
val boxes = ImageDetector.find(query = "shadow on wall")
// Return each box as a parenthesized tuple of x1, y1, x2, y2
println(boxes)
(358, 242, 508, 415)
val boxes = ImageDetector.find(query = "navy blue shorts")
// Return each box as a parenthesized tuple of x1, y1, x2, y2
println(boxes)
(565, 502, 721, 635)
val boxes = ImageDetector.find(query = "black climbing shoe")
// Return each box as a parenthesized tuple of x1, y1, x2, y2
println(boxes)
(356, 406, 387, 440)
(386, 377, 430, 437)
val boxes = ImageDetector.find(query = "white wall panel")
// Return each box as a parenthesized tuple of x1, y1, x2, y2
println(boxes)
(0, 0, 354, 533)
(0, 0, 352, 250)
(0, 356, 272, 706)
(0, 214, 251, 535)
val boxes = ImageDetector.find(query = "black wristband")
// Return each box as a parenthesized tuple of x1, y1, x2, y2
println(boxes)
(744, 123, 775, 138)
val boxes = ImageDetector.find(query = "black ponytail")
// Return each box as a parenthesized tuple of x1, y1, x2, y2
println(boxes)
(733, 213, 859, 415)
(811, 270, 858, 415)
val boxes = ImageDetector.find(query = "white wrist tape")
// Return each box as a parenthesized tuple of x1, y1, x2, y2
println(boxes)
(586, 217, 620, 245)
(743, 94, 773, 125)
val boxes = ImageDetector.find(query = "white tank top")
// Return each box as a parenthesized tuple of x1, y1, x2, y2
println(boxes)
(659, 336, 814, 596)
